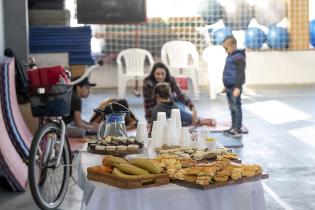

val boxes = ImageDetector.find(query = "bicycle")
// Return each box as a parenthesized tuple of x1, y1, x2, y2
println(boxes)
(28, 63, 101, 210)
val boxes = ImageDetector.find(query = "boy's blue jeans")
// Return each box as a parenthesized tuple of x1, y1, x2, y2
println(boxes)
(226, 88, 242, 130)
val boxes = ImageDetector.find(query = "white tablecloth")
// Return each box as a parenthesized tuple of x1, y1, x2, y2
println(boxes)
(78, 152, 266, 210)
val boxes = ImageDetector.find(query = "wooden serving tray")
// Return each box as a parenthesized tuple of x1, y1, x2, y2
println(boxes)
(197, 157, 242, 164)
(172, 173, 269, 190)
(87, 144, 143, 156)
(87, 171, 169, 189)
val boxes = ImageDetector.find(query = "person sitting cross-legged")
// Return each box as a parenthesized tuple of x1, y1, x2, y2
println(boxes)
(151, 82, 216, 127)
(63, 77, 98, 137)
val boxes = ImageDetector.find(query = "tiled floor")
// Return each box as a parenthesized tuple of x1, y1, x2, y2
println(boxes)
(1, 85, 315, 210)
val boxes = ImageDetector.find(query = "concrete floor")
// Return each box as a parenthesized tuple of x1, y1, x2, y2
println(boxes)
(1, 85, 315, 210)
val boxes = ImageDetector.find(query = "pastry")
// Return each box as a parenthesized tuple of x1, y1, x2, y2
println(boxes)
(216, 169, 231, 177)
(201, 167, 216, 176)
(241, 170, 256, 177)
(184, 174, 197, 183)
(106, 145, 117, 151)
(185, 167, 201, 175)
(173, 169, 186, 180)
(95, 145, 106, 151)
(214, 175, 229, 182)
(231, 171, 242, 180)
(127, 144, 139, 151)
(196, 176, 210, 185)
(192, 153, 204, 161)
(117, 145, 127, 151)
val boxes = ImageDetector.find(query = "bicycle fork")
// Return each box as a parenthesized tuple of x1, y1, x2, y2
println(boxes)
(44, 119, 67, 168)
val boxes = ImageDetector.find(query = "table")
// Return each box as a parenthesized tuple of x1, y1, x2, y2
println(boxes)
(78, 151, 267, 210)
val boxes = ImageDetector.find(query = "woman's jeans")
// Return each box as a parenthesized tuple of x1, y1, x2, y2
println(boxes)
(226, 88, 242, 130)
(176, 102, 193, 126)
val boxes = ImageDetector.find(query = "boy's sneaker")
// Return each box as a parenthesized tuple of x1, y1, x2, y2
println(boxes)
(223, 127, 233, 133)
(224, 128, 242, 138)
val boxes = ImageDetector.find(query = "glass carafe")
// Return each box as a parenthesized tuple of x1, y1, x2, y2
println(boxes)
(95, 102, 129, 140)
(103, 113, 127, 138)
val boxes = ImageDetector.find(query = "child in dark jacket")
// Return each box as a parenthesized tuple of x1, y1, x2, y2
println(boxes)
(222, 36, 246, 138)
(151, 83, 216, 127)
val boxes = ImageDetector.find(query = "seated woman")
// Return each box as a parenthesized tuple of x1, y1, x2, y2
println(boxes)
(151, 83, 216, 126)
(143, 62, 196, 126)
(89, 98, 138, 130)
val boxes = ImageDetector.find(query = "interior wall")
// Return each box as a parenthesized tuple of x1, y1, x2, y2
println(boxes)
(246, 50, 315, 85)
(0, 0, 4, 56)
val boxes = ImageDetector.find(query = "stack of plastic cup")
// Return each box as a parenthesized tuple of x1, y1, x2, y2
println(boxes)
(171, 109, 182, 130)
(157, 112, 167, 128)
(151, 121, 160, 148)
(171, 109, 182, 145)
(178, 127, 191, 147)
(136, 122, 148, 147)
(156, 112, 167, 145)
(166, 118, 177, 146)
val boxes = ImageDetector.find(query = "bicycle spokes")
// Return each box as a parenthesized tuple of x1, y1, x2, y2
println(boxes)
(29, 122, 71, 210)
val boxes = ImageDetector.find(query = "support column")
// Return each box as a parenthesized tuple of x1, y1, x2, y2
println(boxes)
(287, 0, 309, 50)
(0, 0, 4, 56)
(3, 0, 29, 62)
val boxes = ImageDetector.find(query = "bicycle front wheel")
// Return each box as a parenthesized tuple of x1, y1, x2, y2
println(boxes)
(28, 122, 71, 210)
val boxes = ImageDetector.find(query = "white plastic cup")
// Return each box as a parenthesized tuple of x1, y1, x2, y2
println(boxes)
(198, 127, 209, 141)
(166, 119, 176, 146)
(151, 121, 162, 148)
(205, 137, 217, 150)
(171, 109, 182, 130)
(178, 127, 191, 147)
(136, 122, 148, 145)
(157, 112, 167, 127)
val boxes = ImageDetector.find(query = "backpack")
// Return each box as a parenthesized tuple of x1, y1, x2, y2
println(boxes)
(15, 59, 30, 104)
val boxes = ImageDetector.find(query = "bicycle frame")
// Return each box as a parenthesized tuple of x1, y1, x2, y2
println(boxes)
(56, 118, 66, 167)
(38, 117, 67, 168)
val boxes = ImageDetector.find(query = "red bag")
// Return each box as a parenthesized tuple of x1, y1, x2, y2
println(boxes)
(27, 66, 69, 87)
(175, 77, 189, 90)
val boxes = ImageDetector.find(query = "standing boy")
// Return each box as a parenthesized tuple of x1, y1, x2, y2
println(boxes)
(222, 36, 246, 138)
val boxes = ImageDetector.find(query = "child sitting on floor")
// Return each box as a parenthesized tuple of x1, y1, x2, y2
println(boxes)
(151, 83, 216, 127)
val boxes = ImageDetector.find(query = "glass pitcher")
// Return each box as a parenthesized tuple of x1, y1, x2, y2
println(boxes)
(103, 113, 127, 137)
(96, 102, 129, 140)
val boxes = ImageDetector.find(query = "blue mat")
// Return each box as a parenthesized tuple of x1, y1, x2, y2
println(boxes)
(208, 132, 244, 148)
(29, 26, 94, 65)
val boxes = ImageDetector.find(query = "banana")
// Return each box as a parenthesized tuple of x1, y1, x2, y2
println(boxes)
(112, 168, 154, 184)
(102, 155, 128, 167)
(129, 158, 162, 174)
(113, 163, 150, 175)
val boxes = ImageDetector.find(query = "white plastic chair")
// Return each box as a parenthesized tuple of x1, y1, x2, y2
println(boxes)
(161, 40, 200, 100)
(116, 48, 154, 98)
(202, 45, 227, 100)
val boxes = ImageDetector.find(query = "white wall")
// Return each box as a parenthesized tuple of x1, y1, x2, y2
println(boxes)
(246, 50, 315, 85)
(0, 0, 4, 56)
(30, 53, 69, 67)
(90, 50, 315, 89)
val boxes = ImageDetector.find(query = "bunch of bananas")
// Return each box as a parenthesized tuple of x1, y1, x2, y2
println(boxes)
(100, 156, 162, 180)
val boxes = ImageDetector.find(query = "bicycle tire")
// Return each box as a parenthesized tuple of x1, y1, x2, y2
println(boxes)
(28, 122, 71, 210)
